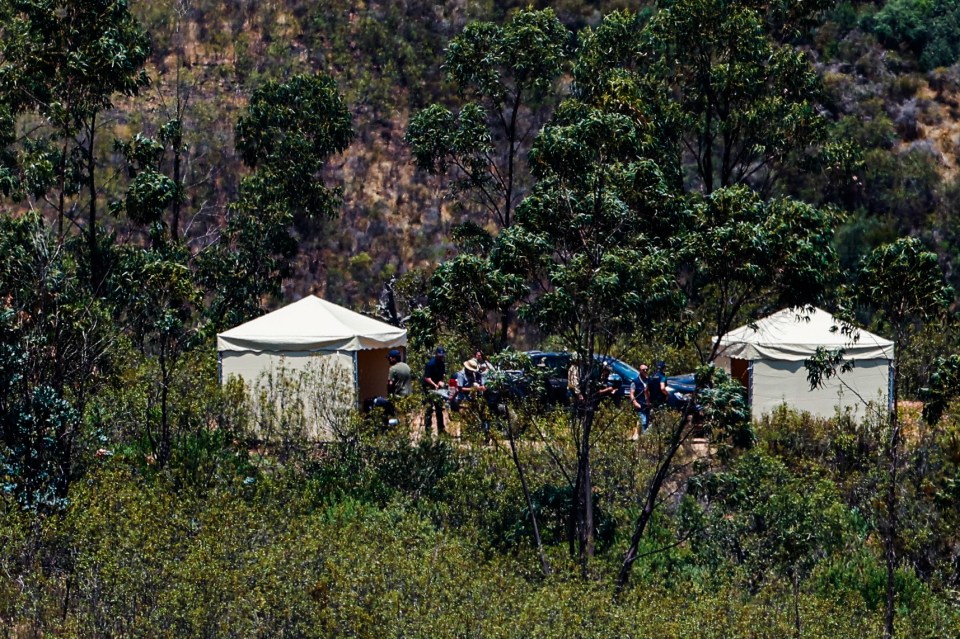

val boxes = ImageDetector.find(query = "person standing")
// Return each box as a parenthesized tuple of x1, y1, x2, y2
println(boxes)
(597, 363, 621, 406)
(649, 361, 668, 407)
(387, 349, 412, 397)
(567, 353, 584, 414)
(422, 346, 447, 435)
(630, 364, 652, 434)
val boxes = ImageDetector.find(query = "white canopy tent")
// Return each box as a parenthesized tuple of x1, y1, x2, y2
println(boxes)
(716, 307, 894, 421)
(217, 296, 407, 439)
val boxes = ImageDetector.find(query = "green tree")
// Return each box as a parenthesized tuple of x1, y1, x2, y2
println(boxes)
(684, 450, 853, 634)
(808, 237, 953, 638)
(0, 0, 150, 286)
(406, 8, 570, 231)
(0, 307, 78, 509)
(112, 133, 178, 243)
(494, 101, 679, 570)
(854, 238, 951, 639)
(641, 0, 829, 196)
(108, 245, 200, 467)
(681, 187, 841, 361)
(407, 8, 571, 347)
(0, 213, 113, 507)
(614, 187, 839, 591)
(202, 73, 353, 330)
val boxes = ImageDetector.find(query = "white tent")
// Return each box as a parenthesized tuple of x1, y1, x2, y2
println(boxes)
(217, 296, 407, 438)
(716, 307, 894, 421)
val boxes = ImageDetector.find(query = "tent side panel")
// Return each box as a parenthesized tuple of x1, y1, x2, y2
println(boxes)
(750, 359, 890, 421)
(219, 351, 356, 441)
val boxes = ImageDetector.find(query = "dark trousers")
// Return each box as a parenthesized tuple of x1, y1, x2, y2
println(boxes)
(424, 394, 445, 434)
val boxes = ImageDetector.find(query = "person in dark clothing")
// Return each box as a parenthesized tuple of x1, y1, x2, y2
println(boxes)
(598, 363, 622, 407)
(422, 346, 447, 435)
(648, 361, 668, 407)
(630, 364, 652, 434)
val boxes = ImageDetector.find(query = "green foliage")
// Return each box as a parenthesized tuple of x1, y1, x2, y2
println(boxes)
(642, 0, 829, 194)
(235, 73, 354, 220)
(682, 188, 840, 356)
(0, 308, 78, 509)
(0, 0, 152, 281)
(0, 213, 113, 507)
(201, 73, 353, 330)
(446, 8, 570, 103)
(870, 0, 960, 70)
(407, 8, 571, 229)
(856, 237, 952, 336)
(503, 104, 678, 345)
(685, 450, 854, 588)
(0, 0, 150, 128)
(922, 354, 960, 424)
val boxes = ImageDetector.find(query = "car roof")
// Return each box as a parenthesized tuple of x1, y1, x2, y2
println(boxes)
(525, 350, 641, 378)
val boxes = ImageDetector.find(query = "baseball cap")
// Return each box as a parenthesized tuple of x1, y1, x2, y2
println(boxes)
(435, 346, 446, 356)
(388, 349, 401, 359)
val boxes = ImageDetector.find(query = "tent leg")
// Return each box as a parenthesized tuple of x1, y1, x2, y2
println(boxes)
(353, 351, 360, 410)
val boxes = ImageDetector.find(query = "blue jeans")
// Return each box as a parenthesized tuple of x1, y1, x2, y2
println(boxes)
(637, 406, 651, 432)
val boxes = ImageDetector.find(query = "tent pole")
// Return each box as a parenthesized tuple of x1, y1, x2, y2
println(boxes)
(353, 351, 360, 410)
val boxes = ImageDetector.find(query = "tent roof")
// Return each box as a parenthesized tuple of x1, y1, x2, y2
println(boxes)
(217, 296, 407, 353)
(717, 307, 894, 361)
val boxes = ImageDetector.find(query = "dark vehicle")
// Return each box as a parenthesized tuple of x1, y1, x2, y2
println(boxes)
(524, 351, 700, 411)
(524, 351, 636, 404)
(525, 351, 574, 403)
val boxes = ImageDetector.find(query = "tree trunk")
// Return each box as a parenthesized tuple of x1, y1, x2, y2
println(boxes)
(575, 404, 596, 575)
(793, 571, 802, 638)
(57, 135, 70, 239)
(883, 359, 900, 639)
(616, 403, 691, 593)
(158, 344, 171, 468)
(506, 421, 550, 576)
(498, 306, 512, 351)
(171, 134, 182, 242)
(86, 116, 100, 289)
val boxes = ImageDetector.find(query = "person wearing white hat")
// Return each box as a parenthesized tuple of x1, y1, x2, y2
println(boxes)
(451, 358, 486, 410)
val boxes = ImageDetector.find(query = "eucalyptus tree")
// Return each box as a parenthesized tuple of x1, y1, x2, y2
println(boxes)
(494, 101, 680, 570)
(407, 7, 570, 231)
(854, 238, 951, 639)
(805, 237, 951, 638)
(407, 8, 571, 347)
(681, 187, 841, 361)
(637, 0, 830, 196)
(107, 244, 200, 468)
(112, 133, 179, 245)
(201, 73, 353, 331)
(0, 0, 150, 286)
(0, 213, 113, 508)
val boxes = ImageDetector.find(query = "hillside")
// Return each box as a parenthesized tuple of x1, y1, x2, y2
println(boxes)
(0, 1, 952, 309)
(113, 1, 642, 308)
(114, 1, 960, 309)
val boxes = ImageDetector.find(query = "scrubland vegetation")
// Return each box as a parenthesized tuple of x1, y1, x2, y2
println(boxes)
(5, 1, 960, 636)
